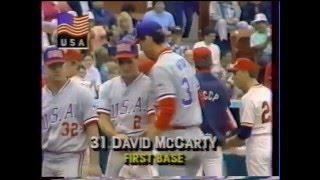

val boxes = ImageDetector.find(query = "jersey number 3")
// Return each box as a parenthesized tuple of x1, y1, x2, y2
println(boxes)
(182, 78, 193, 106)
(262, 101, 272, 123)
(61, 122, 78, 137)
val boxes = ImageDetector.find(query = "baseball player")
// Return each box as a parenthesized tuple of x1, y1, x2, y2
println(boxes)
(41, 47, 102, 177)
(136, 20, 204, 176)
(224, 58, 272, 176)
(193, 47, 235, 176)
(97, 40, 158, 178)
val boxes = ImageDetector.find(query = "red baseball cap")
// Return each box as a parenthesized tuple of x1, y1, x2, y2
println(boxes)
(63, 50, 82, 62)
(227, 58, 260, 73)
(193, 47, 212, 64)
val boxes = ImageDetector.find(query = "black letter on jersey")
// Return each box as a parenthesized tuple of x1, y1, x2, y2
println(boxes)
(134, 97, 142, 112)
(64, 104, 73, 119)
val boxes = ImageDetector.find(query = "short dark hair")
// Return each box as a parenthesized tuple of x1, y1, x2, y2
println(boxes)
(203, 27, 216, 37)
(121, 3, 136, 13)
(249, 70, 259, 79)
(139, 30, 166, 45)
(195, 57, 213, 70)
(153, 1, 164, 7)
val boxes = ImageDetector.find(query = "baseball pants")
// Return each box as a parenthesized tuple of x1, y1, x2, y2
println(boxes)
(246, 135, 272, 176)
(42, 151, 85, 178)
(202, 146, 223, 176)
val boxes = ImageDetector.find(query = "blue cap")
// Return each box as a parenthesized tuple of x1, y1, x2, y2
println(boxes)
(115, 39, 138, 59)
(136, 20, 163, 39)
(43, 46, 65, 65)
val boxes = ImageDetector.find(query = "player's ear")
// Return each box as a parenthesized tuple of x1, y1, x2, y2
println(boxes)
(145, 36, 153, 43)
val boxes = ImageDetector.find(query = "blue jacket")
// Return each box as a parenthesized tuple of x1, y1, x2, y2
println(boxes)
(197, 71, 230, 141)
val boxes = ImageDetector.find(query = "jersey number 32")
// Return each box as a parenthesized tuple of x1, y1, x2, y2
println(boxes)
(61, 122, 79, 137)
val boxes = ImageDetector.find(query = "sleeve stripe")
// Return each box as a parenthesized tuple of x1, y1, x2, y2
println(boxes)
(97, 108, 110, 114)
(97, 108, 110, 112)
(157, 94, 176, 101)
(84, 117, 98, 125)
(147, 110, 155, 114)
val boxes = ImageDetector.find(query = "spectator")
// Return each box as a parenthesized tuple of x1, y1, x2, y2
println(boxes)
(253, 1, 272, 24)
(121, 3, 138, 27)
(117, 12, 136, 41)
(42, 1, 59, 22)
(209, 1, 241, 41)
(168, 26, 190, 56)
(104, 29, 119, 61)
(91, 26, 108, 54)
(91, 1, 116, 29)
(250, 13, 271, 64)
(94, 46, 110, 83)
(82, 54, 102, 98)
(165, 2, 199, 38)
(105, 61, 120, 79)
(182, 2, 199, 38)
(67, 1, 92, 16)
(193, 27, 222, 77)
(184, 49, 196, 73)
(239, 1, 256, 23)
(143, 1, 175, 31)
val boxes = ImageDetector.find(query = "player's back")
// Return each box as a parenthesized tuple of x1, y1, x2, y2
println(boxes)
(240, 84, 272, 136)
(151, 50, 202, 126)
(196, 72, 230, 140)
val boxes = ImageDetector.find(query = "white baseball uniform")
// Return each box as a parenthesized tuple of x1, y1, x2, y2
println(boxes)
(42, 79, 98, 177)
(150, 49, 204, 176)
(97, 73, 158, 177)
(240, 84, 272, 176)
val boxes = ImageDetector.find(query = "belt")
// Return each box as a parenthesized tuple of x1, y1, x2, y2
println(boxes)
(171, 124, 200, 130)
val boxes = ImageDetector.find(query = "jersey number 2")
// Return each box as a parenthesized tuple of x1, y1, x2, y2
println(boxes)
(262, 101, 272, 123)
(61, 122, 78, 137)
(182, 78, 193, 106)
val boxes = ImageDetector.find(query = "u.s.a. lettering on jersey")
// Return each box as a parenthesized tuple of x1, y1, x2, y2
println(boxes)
(42, 103, 77, 129)
(110, 97, 146, 117)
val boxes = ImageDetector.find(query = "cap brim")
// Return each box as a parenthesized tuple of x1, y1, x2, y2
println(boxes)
(226, 67, 239, 72)
(45, 59, 65, 66)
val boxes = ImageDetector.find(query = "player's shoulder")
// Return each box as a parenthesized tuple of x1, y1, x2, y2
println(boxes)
(139, 73, 151, 81)
(157, 52, 183, 67)
(69, 80, 91, 94)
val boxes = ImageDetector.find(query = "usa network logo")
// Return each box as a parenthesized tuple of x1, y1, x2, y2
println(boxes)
(57, 12, 89, 49)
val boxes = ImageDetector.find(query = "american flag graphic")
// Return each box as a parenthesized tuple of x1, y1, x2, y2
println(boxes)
(57, 12, 89, 36)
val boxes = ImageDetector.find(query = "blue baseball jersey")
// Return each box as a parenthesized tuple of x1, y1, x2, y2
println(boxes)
(196, 72, 230, 140)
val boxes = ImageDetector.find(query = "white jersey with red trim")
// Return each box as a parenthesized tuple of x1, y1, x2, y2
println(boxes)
(150, 49, 202, 127)
(240, 84, 272, 135)
(97, 73, 155, 135)
(42, 80, 98, 152)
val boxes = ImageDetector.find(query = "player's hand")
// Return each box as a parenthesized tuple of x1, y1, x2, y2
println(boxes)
(87, 164, 102, 177)
(143, 124, 163, 140)
(114, 133, 128, 140)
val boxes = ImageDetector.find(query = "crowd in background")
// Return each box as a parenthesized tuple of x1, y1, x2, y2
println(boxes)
(42, 1, 273, 100)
